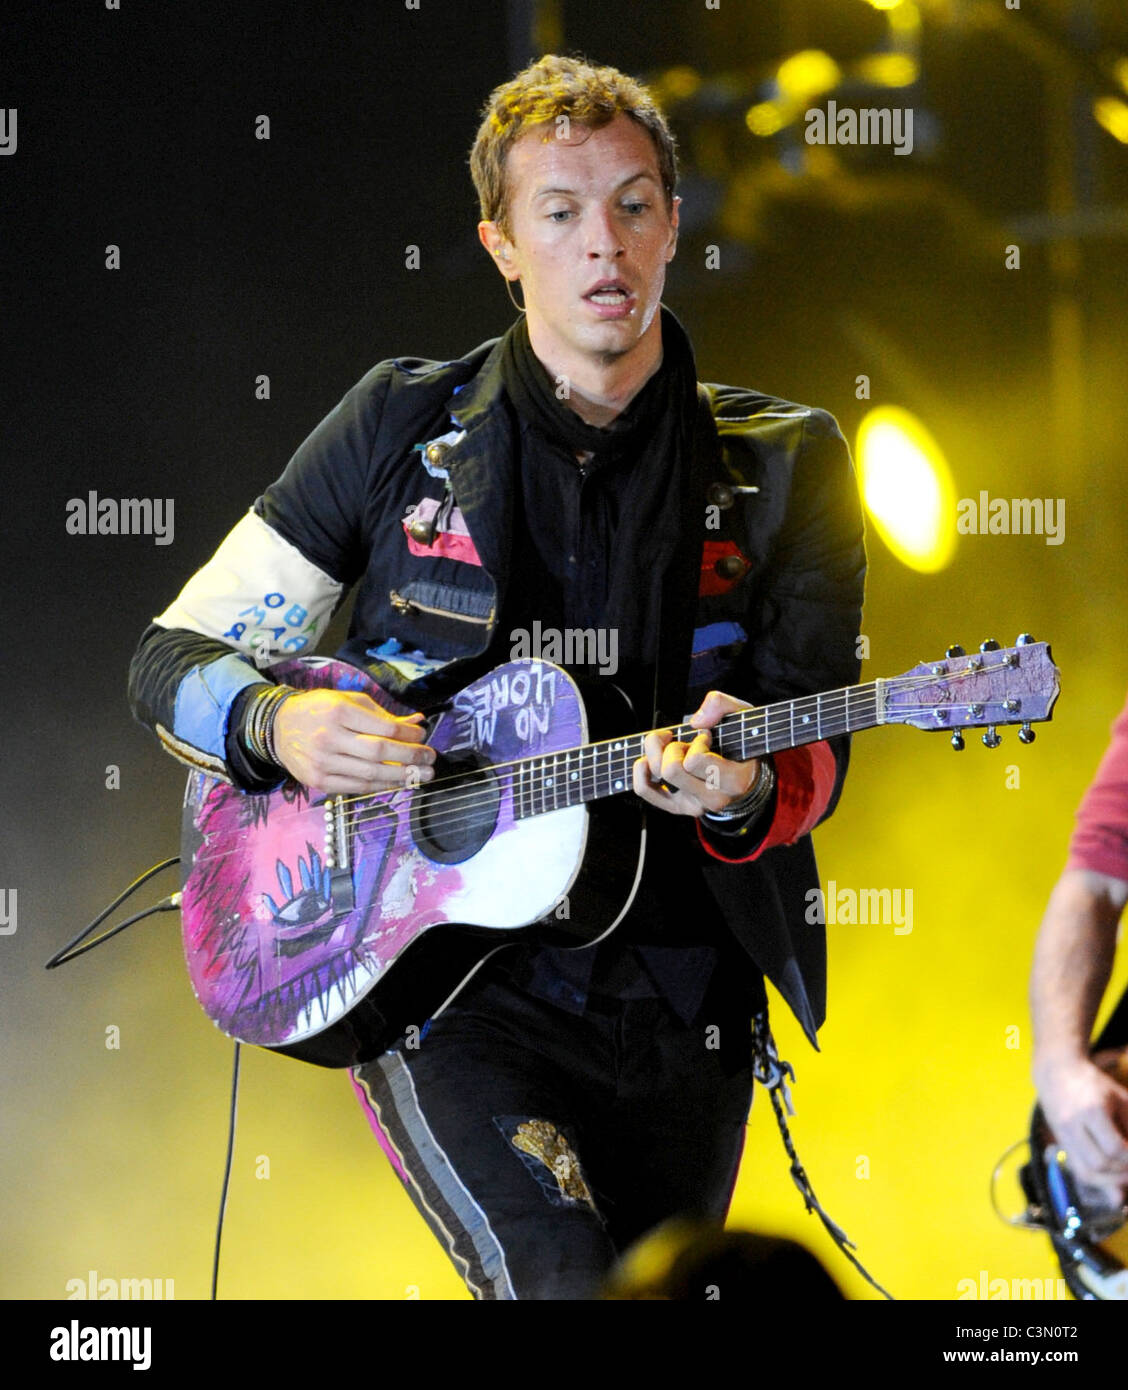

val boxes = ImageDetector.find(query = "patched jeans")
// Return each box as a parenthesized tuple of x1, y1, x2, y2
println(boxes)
(351, 958, 759, 1300)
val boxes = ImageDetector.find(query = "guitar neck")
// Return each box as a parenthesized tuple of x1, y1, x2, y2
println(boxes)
(512, 681, 880, 820)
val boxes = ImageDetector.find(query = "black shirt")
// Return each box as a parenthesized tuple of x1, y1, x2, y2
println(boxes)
(488, 413, 759, 1023)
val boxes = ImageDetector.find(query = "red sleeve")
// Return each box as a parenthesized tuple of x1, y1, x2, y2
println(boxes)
(1064, 691, 1128, 882)
(697, 740, 838, 864)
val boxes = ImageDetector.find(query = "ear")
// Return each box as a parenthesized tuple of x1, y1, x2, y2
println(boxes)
(665, 195, 681, 261)
(478, 220, 520, 280)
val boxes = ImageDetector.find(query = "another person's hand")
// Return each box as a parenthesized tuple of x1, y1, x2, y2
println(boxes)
(1034, 1052, 1128, 1198)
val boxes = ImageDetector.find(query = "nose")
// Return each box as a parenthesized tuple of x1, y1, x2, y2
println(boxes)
(584, 204, 624, 259)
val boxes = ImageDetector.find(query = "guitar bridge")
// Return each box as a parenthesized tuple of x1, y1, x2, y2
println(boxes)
(323, 795, 355, 915)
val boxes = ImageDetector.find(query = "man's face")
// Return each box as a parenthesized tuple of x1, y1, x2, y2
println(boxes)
(480, 113, 679, 366)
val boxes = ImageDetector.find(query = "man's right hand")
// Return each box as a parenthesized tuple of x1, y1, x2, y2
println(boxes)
(272, 688, 436, 794)
(1034, 1053, 1128, 1196)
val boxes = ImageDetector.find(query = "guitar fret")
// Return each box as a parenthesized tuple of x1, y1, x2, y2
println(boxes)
(613, 741, 623, 795)
(510, 677, 900, 822)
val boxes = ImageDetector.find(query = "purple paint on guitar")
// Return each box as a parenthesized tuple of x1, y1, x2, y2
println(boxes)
(180, 658, 585, 1048)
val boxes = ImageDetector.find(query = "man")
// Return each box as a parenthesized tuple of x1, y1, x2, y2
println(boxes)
(129, 54, 866, 1298)
(1031, 688, 1128, 1196)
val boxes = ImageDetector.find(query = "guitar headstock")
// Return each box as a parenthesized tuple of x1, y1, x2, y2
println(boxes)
(882, 635, 1059, 749)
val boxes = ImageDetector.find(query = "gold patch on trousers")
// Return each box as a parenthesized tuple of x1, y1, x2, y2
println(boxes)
(511, 1119, 595, 1209)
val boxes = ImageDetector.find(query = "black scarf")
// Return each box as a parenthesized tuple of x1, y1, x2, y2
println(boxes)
(498, 304, 700, 667)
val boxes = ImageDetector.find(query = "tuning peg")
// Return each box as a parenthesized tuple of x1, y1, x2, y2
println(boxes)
(945, 644, 965, 659)
(980, 639, 1000, 652)
(982, 726, 1002, 748)
(1019, 723, 1036, 744)
(1016, 633, 1035, 646)
(950, 731, 965, 751)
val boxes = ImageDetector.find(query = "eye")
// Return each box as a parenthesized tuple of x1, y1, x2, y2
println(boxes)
(622, 201, 649, 215)
(547, 209, 574, 222)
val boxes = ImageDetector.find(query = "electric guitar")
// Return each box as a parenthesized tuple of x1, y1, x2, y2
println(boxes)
(179, 636, 1059, 1067)
(1021, 1049, 1128, 1300)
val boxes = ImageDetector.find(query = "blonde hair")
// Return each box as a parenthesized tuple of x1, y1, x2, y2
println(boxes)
(469, 54, 678, 238)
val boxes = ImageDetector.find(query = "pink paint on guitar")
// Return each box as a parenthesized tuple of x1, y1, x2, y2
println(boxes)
(178, 638, 1060, 1066)
(181, 658, 601, 1062)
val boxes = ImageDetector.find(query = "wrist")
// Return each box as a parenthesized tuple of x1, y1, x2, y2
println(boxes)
(1033, 1047, 1093, 1085)
(701, 758, 775, 834)
(241, 685, 298, 769)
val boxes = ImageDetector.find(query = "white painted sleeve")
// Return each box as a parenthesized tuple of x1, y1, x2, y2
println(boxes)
(153, 510, 345, 667)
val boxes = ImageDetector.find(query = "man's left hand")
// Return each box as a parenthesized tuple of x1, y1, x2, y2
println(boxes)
(632, 690, 761, 819)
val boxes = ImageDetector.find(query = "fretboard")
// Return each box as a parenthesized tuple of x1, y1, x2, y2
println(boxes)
(512, 680, 884, 820)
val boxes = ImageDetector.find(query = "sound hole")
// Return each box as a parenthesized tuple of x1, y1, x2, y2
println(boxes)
(409, 764, 501, 865)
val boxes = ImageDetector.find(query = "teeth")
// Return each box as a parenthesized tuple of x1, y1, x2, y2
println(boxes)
(590, 291, 626, 304)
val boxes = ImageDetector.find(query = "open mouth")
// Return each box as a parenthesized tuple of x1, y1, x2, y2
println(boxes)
(583, 282, 635, 315)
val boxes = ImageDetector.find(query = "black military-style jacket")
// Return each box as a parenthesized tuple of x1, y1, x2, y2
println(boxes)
(129, 328, 866, 1043)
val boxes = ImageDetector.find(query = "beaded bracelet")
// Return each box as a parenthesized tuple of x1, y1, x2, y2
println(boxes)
(701, 758, 776, 835)
(242, 685, 296, 769)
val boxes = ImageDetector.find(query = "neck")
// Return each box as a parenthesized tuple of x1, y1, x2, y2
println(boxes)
(526, 312, 664, 427)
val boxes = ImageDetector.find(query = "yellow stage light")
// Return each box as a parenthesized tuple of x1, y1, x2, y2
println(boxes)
(1094, 95, 1128, 144)
(746, 101, 788, 137)
(776, 49, 841, 103)
(855, 53, 919, 88)
(884, 0, 921, 36)
(660, 66, 701, 101)
(856, 406, 957, 572)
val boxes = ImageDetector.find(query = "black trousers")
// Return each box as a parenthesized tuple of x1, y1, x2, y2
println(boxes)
(351, 956, 760, 1300)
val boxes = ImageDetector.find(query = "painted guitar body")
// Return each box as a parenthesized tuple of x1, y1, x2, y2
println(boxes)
(180, 658, 643, 1067)
(179, 637, 1060, 1068)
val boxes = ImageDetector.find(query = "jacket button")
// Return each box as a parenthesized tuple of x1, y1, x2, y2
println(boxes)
(424, 442, 449, 468)
(408, 514, 436, 544)
(715, 554, 748, 580)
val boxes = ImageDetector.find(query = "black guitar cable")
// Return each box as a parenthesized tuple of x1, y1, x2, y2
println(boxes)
(212, 1042, 241, 1301)
(44, 857, 182, 969)
(751, 1012, 896, 1300)
(46, 857, 243, 1301)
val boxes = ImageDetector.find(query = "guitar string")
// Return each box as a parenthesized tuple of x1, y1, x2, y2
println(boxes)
(328, 658, 1022, 837)
(185, 660, 1032, 872)
(183, 662, 1030, 871)
(186, 687, 883, 868)
(329, 668, 953, 814)
(184, 693, 878, 872)
(343, 696, 882, 840)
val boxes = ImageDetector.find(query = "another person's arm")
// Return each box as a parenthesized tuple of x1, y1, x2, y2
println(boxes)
(1030, 868, 1128, 1186)
(1031, 692, 1128, 1189)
